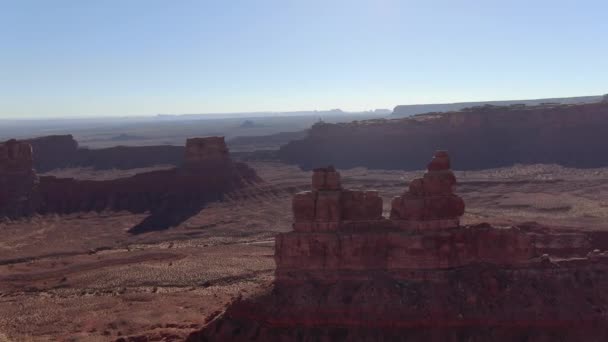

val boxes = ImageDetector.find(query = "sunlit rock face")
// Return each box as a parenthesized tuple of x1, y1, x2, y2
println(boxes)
(191, 151, 608, 342)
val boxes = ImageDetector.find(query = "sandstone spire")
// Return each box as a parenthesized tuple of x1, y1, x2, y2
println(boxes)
(390, 150, 465, 228)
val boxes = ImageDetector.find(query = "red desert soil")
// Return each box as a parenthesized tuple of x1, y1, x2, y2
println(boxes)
(1, 162, 608, 341)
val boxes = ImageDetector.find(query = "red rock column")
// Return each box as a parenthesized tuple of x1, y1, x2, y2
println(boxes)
(390, 150, 464, 229)
(292, 166, 384, 232)
(292, 166, 343, 232)
(0, 140, 39, 218)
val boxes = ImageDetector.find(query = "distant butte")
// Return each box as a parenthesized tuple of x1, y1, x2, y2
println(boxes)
(189, 151, 608, 342)
(0, 137, 260, 232)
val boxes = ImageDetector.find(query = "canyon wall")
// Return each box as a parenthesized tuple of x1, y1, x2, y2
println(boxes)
(278, 102, 608, 170)
(192, 151, 608, 342)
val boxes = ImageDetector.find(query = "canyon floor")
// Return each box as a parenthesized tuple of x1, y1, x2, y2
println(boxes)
(2, 162, 608, 341)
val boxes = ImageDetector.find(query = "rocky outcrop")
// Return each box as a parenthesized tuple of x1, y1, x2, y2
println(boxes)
(390, 150, 465, 228)
(25, 135, 79, 172)
(184, 137, 229, 166)
(278, 102, 608, 170)
(191, 151, 608, 342)
(292, 166, 383, 231)
(0, 137, 259, 232)
(0, 140, 39, 218)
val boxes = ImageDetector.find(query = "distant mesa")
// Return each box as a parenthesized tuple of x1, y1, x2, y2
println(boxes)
(0, 136, 260, 233)
(0, 139, 39, 218)
(239, 120, 256, 128)
(190, 151, 608, 341)
(278, 101, 608, 170)
(24, 134, 185, 172)
(184, 137, 230, 165)
(390, 95, 604, 117)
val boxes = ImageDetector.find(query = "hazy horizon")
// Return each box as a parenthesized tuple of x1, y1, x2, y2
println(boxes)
(1, 0, 607, 118)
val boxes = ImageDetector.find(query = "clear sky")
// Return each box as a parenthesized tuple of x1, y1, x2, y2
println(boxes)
(1, 0, 607, 118)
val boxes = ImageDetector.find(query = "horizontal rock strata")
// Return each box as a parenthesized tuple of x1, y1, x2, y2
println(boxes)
(192, 151, 608, 341)
(278, 102, 608, 170)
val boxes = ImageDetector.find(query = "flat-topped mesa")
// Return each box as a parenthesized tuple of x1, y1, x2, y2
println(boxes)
(390, 150, 465, 229)
(0, 140, 39, 218)
(183, 136, 231, 168)
(292, 166, 383, 232)
(1, 136, 259, 224)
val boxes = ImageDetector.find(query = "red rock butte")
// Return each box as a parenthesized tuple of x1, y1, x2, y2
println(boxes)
(0, 140, 39, 218)
(191, 151, 608, 342)
(0, 137, 259, 231)
(184, 137, 230, 166)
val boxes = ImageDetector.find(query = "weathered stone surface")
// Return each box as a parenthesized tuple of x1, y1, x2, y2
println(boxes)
(191, 256, 608, 342)
(191, 149, 608, 341)
(291, 166, 384, 229)
(391, 151, 464, 224)
(427, 150, 451, 171)
(341, 190, 383, 221)
(0, 137, 260, 231)
(312, 166, 342, 190)
(278, 102, 608, 170)
(0, 140, 39, 218)
(195, 218, 608, 342)
(184, 136, 229, 166)
(292, 191, 316, 222)
(314, 191, 342, 222)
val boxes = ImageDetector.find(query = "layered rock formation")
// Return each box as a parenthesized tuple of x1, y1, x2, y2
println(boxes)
(0, 137, 259, 232)
(390, 150, 465, 228)
(191, 151, 608, 342)
(184, 137, 229, 165)
(278, 102, 608, 170)
(292, 166, 383, 231)
(0, 140, 39, 218)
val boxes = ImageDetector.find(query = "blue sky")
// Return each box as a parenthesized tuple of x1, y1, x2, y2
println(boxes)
(1, 0, 607, 118)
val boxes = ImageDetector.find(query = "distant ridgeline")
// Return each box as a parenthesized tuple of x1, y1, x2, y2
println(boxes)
(278, 102, 608, 170)
(390, 95, 605, 117)
(23, 135, 185, 172)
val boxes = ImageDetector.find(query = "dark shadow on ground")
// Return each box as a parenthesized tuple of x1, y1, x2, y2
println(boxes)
(128, 204, 203, 234)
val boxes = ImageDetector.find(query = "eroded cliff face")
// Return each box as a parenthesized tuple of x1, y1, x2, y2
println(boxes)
(191, 152, 608, 342)
(0, 140, 39, 218)
(278, 102, 608, 170)
(0, 137, 259, 232)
